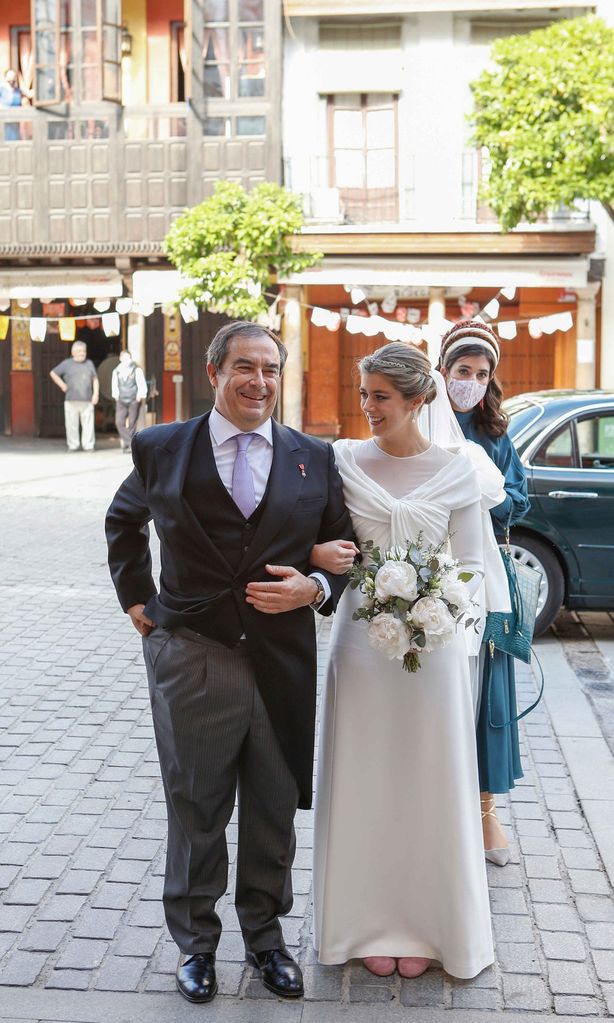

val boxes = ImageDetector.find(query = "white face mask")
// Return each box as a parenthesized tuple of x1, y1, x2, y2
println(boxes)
(446, 377, 487, 411)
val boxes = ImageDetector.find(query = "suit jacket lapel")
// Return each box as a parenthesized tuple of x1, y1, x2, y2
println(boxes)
(236, 420, 309, 575)
(155, 413, 208, 500)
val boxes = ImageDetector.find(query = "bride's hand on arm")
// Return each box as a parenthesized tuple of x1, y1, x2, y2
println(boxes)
(310, 539, 359, 574)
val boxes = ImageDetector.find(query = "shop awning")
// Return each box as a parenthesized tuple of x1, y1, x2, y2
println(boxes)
(282, 256, 590, 289)
(131, 257, 590, 302)
(0, 267, 123, 300)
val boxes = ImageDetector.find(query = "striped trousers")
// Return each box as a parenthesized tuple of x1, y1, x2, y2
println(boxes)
(143, 626, 299, 955)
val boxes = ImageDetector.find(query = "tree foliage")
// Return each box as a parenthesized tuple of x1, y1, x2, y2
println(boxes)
(469, 16, 614, 231)
(164, 180, 321, 320)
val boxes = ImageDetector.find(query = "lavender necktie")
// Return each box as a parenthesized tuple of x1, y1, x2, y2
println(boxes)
(232, 432, 257, 519)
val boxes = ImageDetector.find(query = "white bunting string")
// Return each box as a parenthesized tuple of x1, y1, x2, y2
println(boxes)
(308, 302, 574, 344)
(0, 285, 576, 347)
(102, 312, 121, 337)
(497, 321, 518, 341)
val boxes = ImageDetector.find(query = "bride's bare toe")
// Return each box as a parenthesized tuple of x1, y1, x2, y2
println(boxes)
(363, 956, 396, 976)
(397, 957, 431, 978)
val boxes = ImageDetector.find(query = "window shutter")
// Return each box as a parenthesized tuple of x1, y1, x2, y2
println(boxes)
(31, 0, 61, 107)
(99, 0, 122, 103)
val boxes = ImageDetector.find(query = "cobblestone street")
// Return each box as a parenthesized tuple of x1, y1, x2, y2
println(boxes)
(1, 438, 614, 1022)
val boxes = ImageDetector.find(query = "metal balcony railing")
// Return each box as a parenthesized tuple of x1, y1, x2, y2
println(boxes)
(461, 147, 591, 226)
(283, 155, 410, 226)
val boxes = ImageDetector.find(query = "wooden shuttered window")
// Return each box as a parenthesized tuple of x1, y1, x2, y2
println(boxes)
(30, 0, 122, 106)
(31, 0, 63, 106)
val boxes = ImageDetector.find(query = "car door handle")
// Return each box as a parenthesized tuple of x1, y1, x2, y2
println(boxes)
(548, 491, 599, 499)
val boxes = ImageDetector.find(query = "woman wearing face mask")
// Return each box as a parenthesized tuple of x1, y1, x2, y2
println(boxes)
(439, 320, 530, 866)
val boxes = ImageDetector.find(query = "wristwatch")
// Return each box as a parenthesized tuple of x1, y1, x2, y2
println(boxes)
(311, 578, 326, 608)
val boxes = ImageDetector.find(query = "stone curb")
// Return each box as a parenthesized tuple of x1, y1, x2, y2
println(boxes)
(0, 987, 591, 1023)
(537, 636, 614, 887)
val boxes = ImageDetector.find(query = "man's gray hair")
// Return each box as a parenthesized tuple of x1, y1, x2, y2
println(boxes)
(207, 321, 288, 373)
(71, 340, 87, 353)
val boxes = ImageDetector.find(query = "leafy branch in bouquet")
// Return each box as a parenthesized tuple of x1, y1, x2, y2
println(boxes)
(349, 535, 478, 673)
(349, 534, 449, 597)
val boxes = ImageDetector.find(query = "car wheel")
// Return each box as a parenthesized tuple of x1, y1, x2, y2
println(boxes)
(508, 533, 565, 637)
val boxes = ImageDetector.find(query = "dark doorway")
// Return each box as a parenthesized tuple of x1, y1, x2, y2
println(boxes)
(145, 311, 164, 423)
(35, 320, 121, 437)
(184, 310, 229, 418)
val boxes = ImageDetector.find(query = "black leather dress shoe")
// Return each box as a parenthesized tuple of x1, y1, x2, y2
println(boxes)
(176, 952, 217, 1003)
(247, 949, 304, 998)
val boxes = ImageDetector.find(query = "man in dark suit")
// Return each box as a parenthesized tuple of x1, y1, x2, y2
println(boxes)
(106, 322, 355, 1003)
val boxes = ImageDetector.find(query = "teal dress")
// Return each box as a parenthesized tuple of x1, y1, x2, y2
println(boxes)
(455, 411, 531, 793)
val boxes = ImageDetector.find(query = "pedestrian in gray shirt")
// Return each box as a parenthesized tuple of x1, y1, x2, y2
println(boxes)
(50, 340, 99, 451)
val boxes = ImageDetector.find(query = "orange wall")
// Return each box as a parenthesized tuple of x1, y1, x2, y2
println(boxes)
(147, 0, 183, 33)
(303, 284, 588, 436)
(306, 323, 340, 436)
(10, 371, 35, 435)
(0, 1, 30, 72)
(147, 0, 183, 102)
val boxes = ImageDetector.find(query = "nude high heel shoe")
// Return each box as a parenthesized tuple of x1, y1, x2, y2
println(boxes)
(481, 795, 510, 867)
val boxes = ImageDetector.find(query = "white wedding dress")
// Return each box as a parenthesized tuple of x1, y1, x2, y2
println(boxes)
(313, 439, 494, 979)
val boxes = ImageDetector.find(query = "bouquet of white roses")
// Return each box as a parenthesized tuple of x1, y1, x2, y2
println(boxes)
(349, 534, 478, 673)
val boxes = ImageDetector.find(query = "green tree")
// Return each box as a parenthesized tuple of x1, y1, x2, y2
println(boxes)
(469, 15, 614, 231)
(164, 180, 321, 320)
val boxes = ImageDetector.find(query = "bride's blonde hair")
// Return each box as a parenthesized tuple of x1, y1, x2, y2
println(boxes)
(359, 343, 437, 405)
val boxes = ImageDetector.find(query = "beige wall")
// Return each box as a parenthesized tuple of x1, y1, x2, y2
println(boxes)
(122, 0, 149, 105)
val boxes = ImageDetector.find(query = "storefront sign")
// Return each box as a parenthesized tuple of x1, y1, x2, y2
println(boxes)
(163, 310, 182, 372)
(11, 301, 32, 371)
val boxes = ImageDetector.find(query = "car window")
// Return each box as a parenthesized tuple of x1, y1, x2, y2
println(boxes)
(532, 423, 574, 468)
(576, 414, 614, 469)
(503, 397, 545, 442)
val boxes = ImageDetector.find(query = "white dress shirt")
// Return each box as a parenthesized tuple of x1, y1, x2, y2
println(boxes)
(208, 407, 330, 606)
(208, 406, 273, 504)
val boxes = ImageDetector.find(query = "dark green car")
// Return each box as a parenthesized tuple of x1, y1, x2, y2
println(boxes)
(505, 390, 614, 635)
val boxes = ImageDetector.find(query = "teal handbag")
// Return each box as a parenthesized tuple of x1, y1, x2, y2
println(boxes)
(482, 524, 544, 728)
(483, 544, 541, 665)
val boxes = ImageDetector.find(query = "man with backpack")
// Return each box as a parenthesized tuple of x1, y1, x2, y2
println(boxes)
(112, 349, 148, 452)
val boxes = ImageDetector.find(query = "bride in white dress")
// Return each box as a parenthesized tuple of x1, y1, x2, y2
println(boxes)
(311, 342, 494, 981)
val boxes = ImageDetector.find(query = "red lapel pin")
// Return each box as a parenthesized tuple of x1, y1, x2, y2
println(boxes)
(298, 463, 306, 478)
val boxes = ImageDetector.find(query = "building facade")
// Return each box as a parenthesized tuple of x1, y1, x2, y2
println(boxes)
(0, 0, 280, 436)
(0, 0, 607, 439)
(280, 0, 603, 439)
